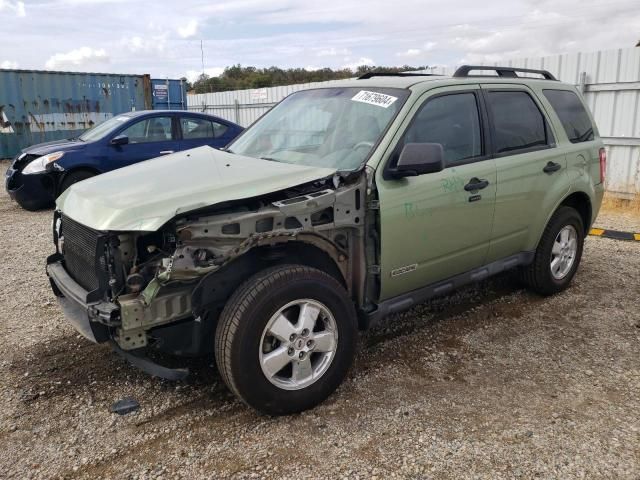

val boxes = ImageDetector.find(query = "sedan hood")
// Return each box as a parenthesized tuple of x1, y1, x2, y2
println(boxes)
(57, 146, 337, 231)
(23, 138, 86, 156)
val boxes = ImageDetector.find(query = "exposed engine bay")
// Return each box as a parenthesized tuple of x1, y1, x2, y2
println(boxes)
(70, 170, 377, 354)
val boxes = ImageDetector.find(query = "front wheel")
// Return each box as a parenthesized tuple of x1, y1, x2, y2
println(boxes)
(59, 170, 95, 194)
(519, 206, 585, 296)
(215, 265, 357, 415)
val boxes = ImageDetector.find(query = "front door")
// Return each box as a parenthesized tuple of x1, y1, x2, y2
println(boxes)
(109, 114, 178, 169)
(376, 86, 497, 300)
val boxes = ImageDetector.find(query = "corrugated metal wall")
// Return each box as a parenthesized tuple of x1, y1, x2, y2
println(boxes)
(187, 80, 352, 126)
(477, 48, 640, 197)
(0, 69, 153, 158)
(188, 47, 640, 196)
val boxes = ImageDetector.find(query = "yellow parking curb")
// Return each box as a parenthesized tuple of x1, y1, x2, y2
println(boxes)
(589, 228, 640, 242)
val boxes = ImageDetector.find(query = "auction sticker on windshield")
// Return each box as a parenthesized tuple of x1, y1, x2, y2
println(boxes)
(351, 90, 398, 108)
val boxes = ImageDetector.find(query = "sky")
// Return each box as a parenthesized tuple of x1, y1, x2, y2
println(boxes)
(0, 0, 639, 81)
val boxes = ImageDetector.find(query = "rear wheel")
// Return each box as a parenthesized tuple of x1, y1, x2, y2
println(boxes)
(520, 206, 584, 295)
(215, 264, 357, 415)
(59, 170, 95, 194)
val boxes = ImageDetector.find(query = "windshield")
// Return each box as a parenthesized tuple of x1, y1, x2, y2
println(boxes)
(78, 115, 132, 142)
(228, 87, 409, 170)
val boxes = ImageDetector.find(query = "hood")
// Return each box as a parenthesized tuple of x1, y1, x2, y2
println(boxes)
(57, 146, 337, 231)
(23, 138, 86, 156)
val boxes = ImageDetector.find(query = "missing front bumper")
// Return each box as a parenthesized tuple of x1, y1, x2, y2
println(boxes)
(46, 257, 114, 343)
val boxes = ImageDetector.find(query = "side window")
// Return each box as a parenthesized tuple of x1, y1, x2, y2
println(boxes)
(213, 121, 228, 138)
(543, 89, 594, 143)
(181, 117, 229, 140)
(181, 117, 213, 139)
(486, 91, 549, 154)
(402, 93, 482, 165)
(121, 117, 173, 144)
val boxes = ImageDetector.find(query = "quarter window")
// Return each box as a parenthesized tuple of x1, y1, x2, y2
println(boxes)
(181, 117, 228, 140)
(121, 117, 173, 143)
(402, 93, 483, 165)
(543, 89, 594, 143)
(486, 91, 549, 154)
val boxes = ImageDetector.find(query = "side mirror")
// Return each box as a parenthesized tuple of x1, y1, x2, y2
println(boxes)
(390, 143, 444, 178)
(110, 134, 129, 146)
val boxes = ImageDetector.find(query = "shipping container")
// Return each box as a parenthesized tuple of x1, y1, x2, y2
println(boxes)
(151, 78, 187, 110)
(0, 70, 190, 159)
(0, 69, 152, 158)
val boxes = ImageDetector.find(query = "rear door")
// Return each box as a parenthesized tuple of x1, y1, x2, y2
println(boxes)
(179, 115, 235, 151)
(541, 88, 602, 188)
(376, 85, 497, 300)
(481, 85, 569, 262)
(109, 114, 178, 169)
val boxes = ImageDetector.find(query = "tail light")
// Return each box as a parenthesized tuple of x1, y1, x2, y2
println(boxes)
(598, 147, 606, 184)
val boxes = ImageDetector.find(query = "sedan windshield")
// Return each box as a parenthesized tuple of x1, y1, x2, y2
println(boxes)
(78, 115, 132, 142)
(228, 87, 409, 170)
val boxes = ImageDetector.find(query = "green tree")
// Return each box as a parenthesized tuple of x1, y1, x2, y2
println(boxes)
(189, 64, 429, 93)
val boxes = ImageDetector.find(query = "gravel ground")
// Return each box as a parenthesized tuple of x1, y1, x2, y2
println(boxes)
(1, 159, 639, 479)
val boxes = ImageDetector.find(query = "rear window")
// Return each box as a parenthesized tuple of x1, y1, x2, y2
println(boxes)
(486, 91, 549, 154)
(543, 89, 594, 143)
(181, 117, 229, 139)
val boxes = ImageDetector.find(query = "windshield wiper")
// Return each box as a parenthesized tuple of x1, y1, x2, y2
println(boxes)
(259, 156, 281, 162)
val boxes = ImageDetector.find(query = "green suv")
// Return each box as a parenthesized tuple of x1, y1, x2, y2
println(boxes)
(46, 66, 605, 414)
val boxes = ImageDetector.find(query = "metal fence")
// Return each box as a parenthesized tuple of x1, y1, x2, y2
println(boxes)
(188, 47, 640, 196)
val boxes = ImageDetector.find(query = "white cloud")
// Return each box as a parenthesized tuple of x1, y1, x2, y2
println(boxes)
(0, 0, 25, 17)
(1, 60, 18, 69)
(397, 48, 421, 57)
(423, 41, 437, 52)
(317, 47, 351, 57)
(45, 47, 109, 70)
(341, 57, 375, 71)
(1, 0, 639, 79)
(185, 67, 225, 83)
(121, 35, 167, 55)
(177, 19, 198, 39)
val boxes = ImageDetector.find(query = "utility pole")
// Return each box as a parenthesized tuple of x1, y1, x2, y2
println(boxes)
(200, 39, 205, 76)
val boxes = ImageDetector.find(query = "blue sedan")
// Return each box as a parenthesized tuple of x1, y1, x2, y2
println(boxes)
(5, 110, 243, 210)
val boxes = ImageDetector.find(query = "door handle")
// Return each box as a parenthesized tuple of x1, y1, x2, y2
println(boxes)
(464, 177, 489, 191)
(159, 150, 174, 155)
(543, 161, 562, 173)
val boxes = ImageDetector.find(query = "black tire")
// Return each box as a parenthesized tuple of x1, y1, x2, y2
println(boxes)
(215, 264, 357, 415)
(59, 170, 95, 194)
(520, 206, 585, 296)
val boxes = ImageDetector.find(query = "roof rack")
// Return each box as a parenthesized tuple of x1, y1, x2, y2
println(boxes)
(453, 65, 557, 81)
(357, 72, 441, 80)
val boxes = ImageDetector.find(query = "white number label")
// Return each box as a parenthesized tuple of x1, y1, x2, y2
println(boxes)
(351, 90, 398, 108)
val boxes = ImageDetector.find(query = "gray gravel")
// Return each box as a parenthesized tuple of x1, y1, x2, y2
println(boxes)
(1, 159, 639, 479)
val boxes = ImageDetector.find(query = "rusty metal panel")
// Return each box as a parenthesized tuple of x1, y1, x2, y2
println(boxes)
(0, 69, 151, 158)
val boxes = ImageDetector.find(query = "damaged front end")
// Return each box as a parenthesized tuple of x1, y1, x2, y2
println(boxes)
(47, 171, 374, 371)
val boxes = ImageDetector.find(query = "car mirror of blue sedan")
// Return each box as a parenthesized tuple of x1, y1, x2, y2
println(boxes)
(110, 135, 129, 146)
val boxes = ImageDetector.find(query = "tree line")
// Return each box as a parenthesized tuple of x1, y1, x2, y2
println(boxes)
(184, 64, 431, 93)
